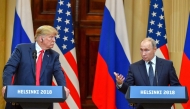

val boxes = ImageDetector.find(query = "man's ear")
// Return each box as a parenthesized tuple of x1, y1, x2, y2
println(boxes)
(40, 37, 43, 42)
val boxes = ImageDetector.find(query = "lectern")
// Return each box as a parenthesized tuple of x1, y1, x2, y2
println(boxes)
(4, 85, 66, 109)
(125, 86, 188, 109)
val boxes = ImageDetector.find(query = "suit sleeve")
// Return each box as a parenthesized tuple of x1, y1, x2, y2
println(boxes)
(53, 54, 66, 86)
(118, 65, 134, 94)
(3, 45, 21, 86)
(169, 61, 181, 86)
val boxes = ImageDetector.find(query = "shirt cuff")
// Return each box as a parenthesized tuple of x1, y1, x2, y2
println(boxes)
(116, 83, 123, 89)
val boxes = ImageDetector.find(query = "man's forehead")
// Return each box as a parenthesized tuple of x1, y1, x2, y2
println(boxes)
(141, 42, 153, 49)
(141, 41, 151, 46)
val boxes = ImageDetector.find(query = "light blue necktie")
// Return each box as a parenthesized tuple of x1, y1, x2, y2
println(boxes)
(148, 61, 154, 86)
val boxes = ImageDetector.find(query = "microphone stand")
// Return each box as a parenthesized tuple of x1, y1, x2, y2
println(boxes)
(155, 70, 158, 86)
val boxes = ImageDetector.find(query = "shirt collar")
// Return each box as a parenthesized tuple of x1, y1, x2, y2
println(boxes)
(35, 42, 43, 53)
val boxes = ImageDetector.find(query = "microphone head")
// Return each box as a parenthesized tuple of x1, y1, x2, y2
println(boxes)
(32, 50, 37, 59)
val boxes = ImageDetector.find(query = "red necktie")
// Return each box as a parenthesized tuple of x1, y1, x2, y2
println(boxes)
(36, 50, 44, 85)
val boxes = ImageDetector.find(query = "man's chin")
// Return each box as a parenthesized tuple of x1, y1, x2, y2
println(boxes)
(143, 58, 148, 61)
(50, 45, 54, 48)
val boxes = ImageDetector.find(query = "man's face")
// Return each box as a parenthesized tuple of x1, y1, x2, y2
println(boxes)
(140, 41, 156, 62)
(42, 34, 56, 49)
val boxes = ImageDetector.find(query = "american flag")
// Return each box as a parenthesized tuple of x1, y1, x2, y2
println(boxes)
(147, 0, 169, 60)
(147, 1, 175, 108)
(53, 0, 81, 109)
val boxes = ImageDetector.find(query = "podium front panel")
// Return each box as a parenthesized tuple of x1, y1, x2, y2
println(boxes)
(4, 85, 66, 102)
(125, 86, 188, 103)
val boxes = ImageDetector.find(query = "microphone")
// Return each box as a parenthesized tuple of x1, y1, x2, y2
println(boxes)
(32, 50, 37, 83)
(32, 50, 37, 60)
(155, 70, 158, 86)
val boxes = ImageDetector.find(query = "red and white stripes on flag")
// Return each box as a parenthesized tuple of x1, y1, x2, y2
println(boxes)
(53, 0, 81, 109)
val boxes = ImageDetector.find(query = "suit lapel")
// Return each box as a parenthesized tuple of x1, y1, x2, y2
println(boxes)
(29, 43, 36, 78)
(40, 50, 50, 77)
(138, 60, 150, 85)
(156, 57, 163, 83)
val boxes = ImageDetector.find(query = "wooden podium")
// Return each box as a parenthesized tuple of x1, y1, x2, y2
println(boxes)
(4, 85, 66, 109)
(125, 86, 188, 109)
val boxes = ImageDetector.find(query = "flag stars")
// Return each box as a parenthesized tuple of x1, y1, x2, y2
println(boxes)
(66, 11, 71, 16)
(157, 23, 163, 28)
(64, 27, 69, 33)
(150, 20, 155, 25)
(71, 38, 74, 43)
(67, 2, 71, 8)
(72, 30, 74, 35)
(151, 11, 157, 17)
(163, 34, 167, 39)
(62, 44, 67, 50)
(65, 19, 70, 24)
(159, 14, 164, 20)
(56, 25, 61, 31)
(56, 34, 60, 39)
(161, 7, 164, 12)
(54, 0, 76, 53)
(147, 1, 167, 48)
(57, 8, 63, 14)
(57, 17, 62, 22)
(153, 3, 158, 9)
(148, 28, 153, 33)
(155, 39, 159, 44)
(63, 36, 68, 41)
(156, 31, 161, 36)
(59, 0, 64, 5)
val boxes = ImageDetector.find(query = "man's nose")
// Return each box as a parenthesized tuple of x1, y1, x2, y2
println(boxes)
(142, 52, 146, 55)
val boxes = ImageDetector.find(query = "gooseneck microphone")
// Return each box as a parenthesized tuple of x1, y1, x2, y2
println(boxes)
(32, 50, 37, 60)
(155, 70, 158, 86)
(32, 50, 37, 82)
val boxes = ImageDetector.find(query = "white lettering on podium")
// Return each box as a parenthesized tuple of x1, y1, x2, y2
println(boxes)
(140, 90, 162, 94)
(140, 90, 176, 95)
(163, 90, 175, 95)
(40, 90, 52, 94)
(17, 90, 39, 94)
(17, 90, 53, 95)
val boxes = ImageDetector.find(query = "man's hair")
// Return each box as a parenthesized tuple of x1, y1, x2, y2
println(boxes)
(142, 37, 157, 49)
(34, 25, 58, 40)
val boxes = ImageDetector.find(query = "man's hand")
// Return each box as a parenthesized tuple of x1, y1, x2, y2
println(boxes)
(2, 86, 6, 97)
(64, 86, 70, 98)
(114, 72, 125, 85)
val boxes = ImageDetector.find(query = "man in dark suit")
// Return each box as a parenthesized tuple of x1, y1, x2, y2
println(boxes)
(2, 25, 70, 109)
(114, 37, 181, 109)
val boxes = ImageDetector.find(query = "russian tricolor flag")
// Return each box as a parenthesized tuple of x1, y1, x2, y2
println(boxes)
(92, 0, 131, 108)
(179, 14, 190, 109)
(12, 0, 34, 53)
(11, 0, 34, 84)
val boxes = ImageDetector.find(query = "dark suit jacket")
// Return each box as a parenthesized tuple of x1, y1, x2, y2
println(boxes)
(118, 57, 181, 109)
(3, 43, 66, 109)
